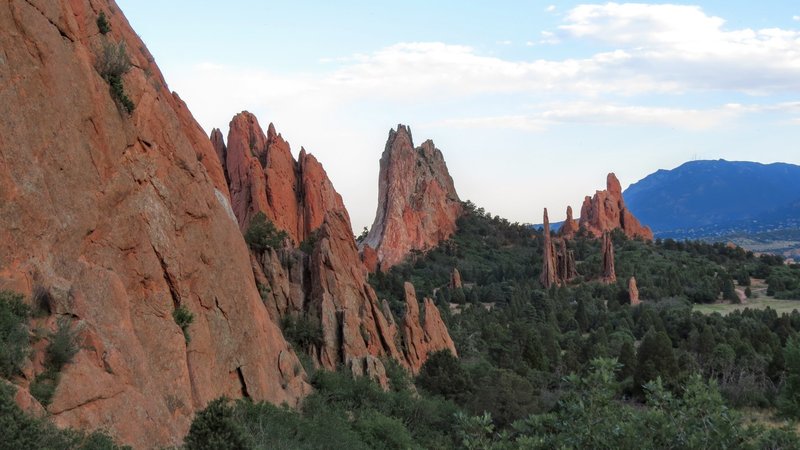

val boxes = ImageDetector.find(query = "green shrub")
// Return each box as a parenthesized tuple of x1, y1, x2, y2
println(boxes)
(96, 11, 111, 35)
(30, 318, 80, 406)
(244, 212, 288, 253)
(29, 372, 57, 406)
(280, 314, 322, 353)
(173, 305, 194, 344)
(1, 381, 129, 449)
(46, 317, 79, 372)
(0, 291, 31, 378)
(185, 398, 250, 450)
(96, 41, 135, 114)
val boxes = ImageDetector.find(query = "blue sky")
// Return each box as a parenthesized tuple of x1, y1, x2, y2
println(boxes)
(118, 1, 800, 230)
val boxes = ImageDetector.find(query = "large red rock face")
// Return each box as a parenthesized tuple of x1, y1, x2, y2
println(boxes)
(216, 116, 457, 381)
(571, 173, 654, 240)
(0, 1, 310, 448)
(361, 125, 462, 271)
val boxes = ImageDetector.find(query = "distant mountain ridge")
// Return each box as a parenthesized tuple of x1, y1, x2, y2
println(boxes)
(623, 160, 800, 238)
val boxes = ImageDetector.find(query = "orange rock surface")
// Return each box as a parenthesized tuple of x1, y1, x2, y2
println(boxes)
(217, 115, 457, 381)
(0, 1, 309, 448)
(361, 125, 462, 271)
(575, 173, 654, 240)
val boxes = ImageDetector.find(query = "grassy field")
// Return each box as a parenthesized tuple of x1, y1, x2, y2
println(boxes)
(693, 297, 800, 315)
(693, 278, 800, 315)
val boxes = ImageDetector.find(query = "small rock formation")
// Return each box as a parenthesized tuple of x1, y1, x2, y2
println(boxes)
(216, 116, 457, 380)
(360, 125, 462, 271)
(0, 2, 307, 447)
(629, 277, 640, 305)
(601, 233, 617, 284)
(401, 283, 457, 372)
(210, 128, 228, 184)
(559, 206, 580, 239)
(541, 209, 578, 288)
(450, 268, 463, 289)
(577, 173, 654, 240)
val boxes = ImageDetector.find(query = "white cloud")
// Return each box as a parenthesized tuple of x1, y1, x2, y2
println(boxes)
(438, 102, 746, 131)
(546, 5, 556, 13)
(560, 3, 800, 93)
(794, 15, 800, 21)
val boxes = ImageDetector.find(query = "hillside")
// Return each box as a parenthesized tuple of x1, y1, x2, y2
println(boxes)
(624, 160, 800, 238)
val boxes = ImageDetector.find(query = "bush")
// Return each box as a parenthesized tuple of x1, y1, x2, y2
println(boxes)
(96, 41, 135, 114)
(96, 11, 110, 35)
(244, 212, 288, 253)
(46, 317, 79, 372)
(280, 315, 322, 353)
(173, 305, 194, 344)
(0, 291, 31, 378)
(31, 318, 80, 406)
(1, 382, 129, 449)
(185, 398, 250, 450)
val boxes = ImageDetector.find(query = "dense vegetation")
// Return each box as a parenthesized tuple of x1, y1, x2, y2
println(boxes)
(185, 202, 800, 448)
(0, 290, 124, 449)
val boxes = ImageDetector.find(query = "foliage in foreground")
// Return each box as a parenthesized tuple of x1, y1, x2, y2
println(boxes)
(0, 382, 128, 450)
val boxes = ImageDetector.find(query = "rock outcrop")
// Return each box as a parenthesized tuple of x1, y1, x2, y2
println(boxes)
(540, 209, 577, 288)
(401, 283, 457, 371)
(361, 125, 462, 271)
(450, 268, 463, 289)
(629, 277, 640, 305)
(601, 233, 617, 284)
(215, 116, 457, 380)
(575, 173, 654, 241)
(0, 1, 309, 447)
(559, 206, 580, 239)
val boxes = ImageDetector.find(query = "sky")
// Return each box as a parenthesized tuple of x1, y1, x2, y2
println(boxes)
(117, 1, 800, 231)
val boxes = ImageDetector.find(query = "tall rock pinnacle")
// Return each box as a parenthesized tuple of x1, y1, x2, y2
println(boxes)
(570, 173, 654, 240)
(601, 233, 617, 283)
(540, 208, 577, 288)
(361, 125, 462, 271)
(215, 115, 457, 383)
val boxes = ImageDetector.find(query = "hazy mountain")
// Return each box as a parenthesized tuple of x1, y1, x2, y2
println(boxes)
(624, 160, 800, 238)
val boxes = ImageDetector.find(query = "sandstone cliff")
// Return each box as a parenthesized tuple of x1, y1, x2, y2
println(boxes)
(565, 173, 654, 240)
(0, 1, 308, 447)
(215, 116, 457, 380)
(361, 125, 462, 271)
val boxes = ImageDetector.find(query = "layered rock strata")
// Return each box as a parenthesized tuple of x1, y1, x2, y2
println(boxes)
(361, 125, 462, 271)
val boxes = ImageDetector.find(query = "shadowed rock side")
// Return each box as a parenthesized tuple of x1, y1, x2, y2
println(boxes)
(216, 116, 457, 381)
(361, 125, 463, 271)
(0, 1, 309, 447)
(562, 173, 654, 240)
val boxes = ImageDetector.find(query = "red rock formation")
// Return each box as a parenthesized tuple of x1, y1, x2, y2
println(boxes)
(450, 268, 463, 289)
(559, 206, 580, 238)
(401, 283, 457, 373)
(578, 173, 654, 241)
(0, 1, 308, 447)
(601, 233, 617, 284)
(217, 115, 457, 381)
(210, 128, 228, 184)
(540, 209, 559, 289)
(629, 277, 640, 305)
(361, 125, 462, 271)
(541, 209, 578, 288)
(361, 244, 379, 273)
